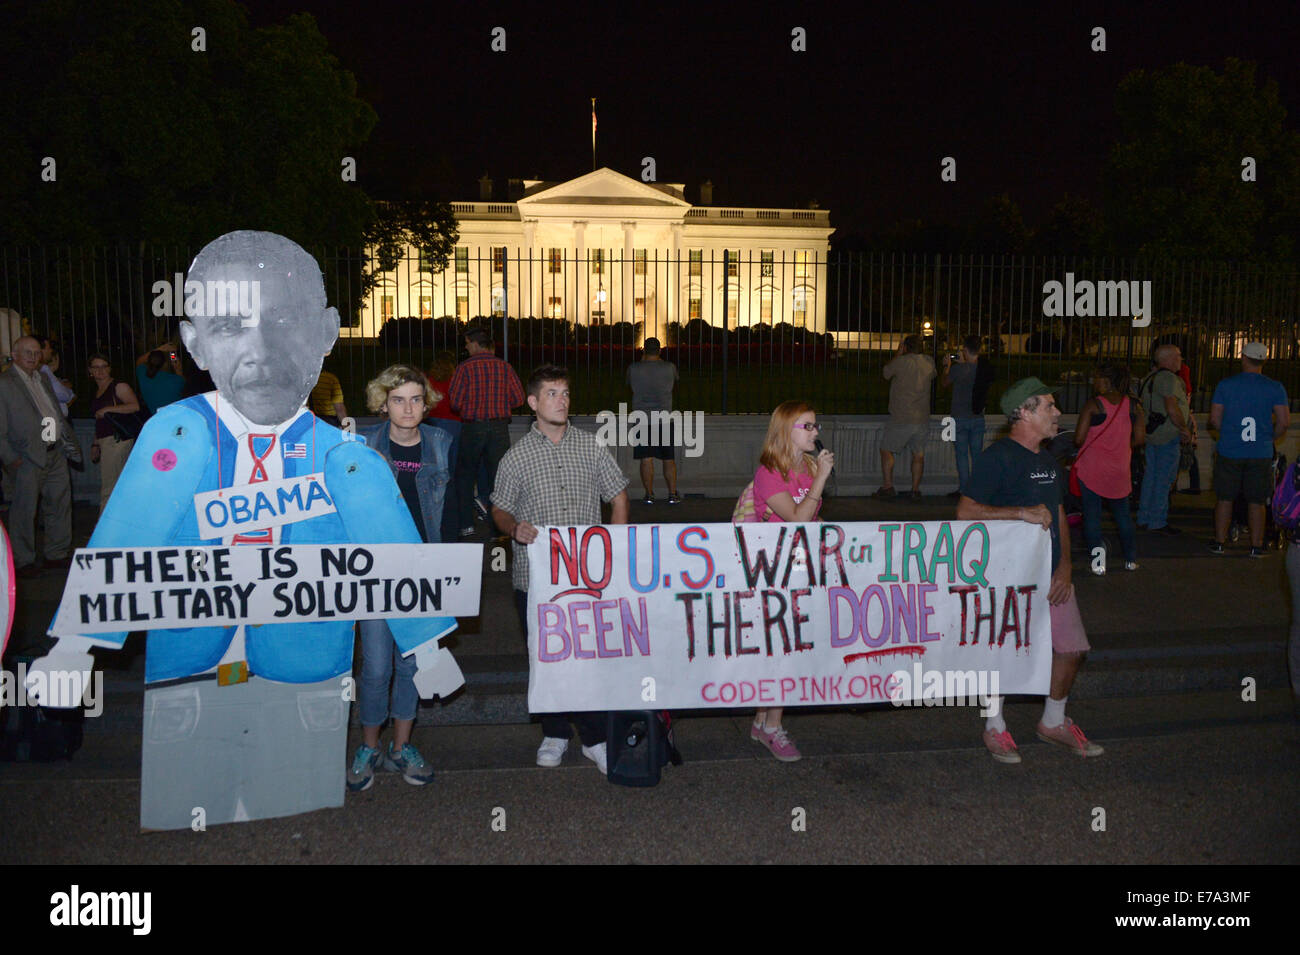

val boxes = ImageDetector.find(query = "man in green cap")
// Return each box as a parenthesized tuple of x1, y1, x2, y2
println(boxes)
(956, 377, 1104, 762)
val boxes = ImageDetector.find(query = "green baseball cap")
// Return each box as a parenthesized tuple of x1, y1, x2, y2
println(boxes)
(999, 377, 1057, 416)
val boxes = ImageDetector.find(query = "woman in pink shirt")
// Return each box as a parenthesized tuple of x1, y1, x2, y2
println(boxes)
(749, 400, 835, 761)
(1073, 364, 1146, 573)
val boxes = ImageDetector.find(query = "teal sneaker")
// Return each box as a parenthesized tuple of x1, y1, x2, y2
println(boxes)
(347, 743, 381, 792)
(382, 742, 435, 785)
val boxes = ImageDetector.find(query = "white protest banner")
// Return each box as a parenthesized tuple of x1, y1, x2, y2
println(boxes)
(526, 520, 1053, 712)
(193, 473, 336, 539)
(50, 544, 482, 635)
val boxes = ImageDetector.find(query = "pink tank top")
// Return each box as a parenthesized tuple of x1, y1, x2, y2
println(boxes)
(1074, 395, 1132, 499)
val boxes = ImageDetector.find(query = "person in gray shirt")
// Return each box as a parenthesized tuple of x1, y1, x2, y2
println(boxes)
(626, 337, 680, 503)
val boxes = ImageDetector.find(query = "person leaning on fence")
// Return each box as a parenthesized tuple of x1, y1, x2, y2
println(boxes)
(957, 377, 1104, 763)
(1072, 363, 1144, 574)
(490, 364, 629, 775)
(747, 400, 834, 762)
(941, 334, 994, 498)
(347, 364, 452, 791)
(877, 334, 935, 499)
(626, 336, 680, 504)
(309, 367, 348, 427)
(1208, 342, 1290, 557)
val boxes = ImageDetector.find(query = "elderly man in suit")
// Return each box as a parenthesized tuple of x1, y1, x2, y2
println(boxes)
(0, 335, 77, 576)
(32, 231, 462, 829)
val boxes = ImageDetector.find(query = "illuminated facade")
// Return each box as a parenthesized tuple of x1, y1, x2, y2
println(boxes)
(352, 167, 833, 338)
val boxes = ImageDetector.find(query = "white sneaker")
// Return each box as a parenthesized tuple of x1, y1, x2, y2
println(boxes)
(536, 736, 568, 767)
(581, 742, 608, 774)
(1124, 561, 1139, 571)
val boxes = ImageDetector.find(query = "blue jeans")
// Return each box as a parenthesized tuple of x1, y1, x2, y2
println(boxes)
(1138, 440, 1180, 528)
(358, 618, 418, 726)
(1079, 477, 1137, 562)
(954, 417, 985, 492)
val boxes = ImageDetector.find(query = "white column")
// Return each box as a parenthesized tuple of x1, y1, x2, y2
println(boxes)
(522, 219, 538, 318)
(573, 221, 587, 326)
(668, 223, 682, 332)
(621, 221, 635, 327)
(813, 249, 829, 334)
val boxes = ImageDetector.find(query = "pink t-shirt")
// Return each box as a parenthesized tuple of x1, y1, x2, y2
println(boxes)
(753, 463, 821, 522)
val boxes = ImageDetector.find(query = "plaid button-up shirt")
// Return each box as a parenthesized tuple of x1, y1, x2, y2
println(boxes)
(491, 422, 629, 591)
(448, 352, 525, 421)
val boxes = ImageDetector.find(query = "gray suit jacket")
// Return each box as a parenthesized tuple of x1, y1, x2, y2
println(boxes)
(0, 365, 78, 468)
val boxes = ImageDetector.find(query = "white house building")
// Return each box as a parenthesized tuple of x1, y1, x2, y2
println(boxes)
(351, 167, 834, 340)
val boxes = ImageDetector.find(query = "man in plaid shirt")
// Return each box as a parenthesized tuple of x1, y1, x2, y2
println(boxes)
(448, 326, 525, 536)
(492, 364, 630, 774)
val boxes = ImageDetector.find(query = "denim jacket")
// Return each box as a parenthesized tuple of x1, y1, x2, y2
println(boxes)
(361, 422, 452, 543)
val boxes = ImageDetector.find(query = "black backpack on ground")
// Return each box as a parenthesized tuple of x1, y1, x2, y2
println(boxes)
(605, 711, 682, 787)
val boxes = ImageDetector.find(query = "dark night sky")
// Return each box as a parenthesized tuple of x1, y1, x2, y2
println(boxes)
(248, 1, 1300, 239)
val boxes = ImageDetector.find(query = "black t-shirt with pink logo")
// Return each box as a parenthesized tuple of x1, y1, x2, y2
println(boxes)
(963, 437, 1065, 572)
(390, 439, 428, 542)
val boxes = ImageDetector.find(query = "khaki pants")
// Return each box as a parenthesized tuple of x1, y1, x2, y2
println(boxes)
(1, 444, 71, 568)
(98, 434, 134, 513)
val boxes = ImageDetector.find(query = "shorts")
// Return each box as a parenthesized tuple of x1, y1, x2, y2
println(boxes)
(1213, 456, 1272, 504)
(1048, 589, 1090, 654)
(632, 420, 677, 460)
(881, 422, 928, 455)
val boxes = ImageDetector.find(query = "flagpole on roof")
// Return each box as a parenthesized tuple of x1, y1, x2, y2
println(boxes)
(591, 97, 597, 171)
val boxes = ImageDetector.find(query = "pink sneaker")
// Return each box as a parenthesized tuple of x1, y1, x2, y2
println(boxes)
(1035, 718, 1104, 757)
(755, 724, 801, 762)
(749, 720, 766, 741)
(982, 728, 1021, 764)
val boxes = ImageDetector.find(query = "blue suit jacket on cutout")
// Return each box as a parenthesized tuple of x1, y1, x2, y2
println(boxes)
(50, 395, 457, 684)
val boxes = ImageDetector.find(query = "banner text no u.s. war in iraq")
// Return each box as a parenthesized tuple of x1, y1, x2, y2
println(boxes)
(526, 521, 1053, 712)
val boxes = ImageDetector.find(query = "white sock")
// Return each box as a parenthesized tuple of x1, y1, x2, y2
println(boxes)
(1041, 696, 1067, 728)
(985, 702, 1006, 734)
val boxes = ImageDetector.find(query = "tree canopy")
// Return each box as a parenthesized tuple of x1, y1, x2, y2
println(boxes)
(0, 0, 455, 274)
(1103, 58, 1300, 262)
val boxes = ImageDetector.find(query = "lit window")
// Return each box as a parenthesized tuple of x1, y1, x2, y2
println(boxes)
(688, 290, 702, 320)
(419, 294, 432, 319)
(418, 249, 435, 273)
(455, 248, 468, 274)
(760, 290, 773, 322)
(634, 250, 647, 276)
(794, 251, 809, 281)
(793, 286, 808, 326)
(549, 249, 563, 274)
(548, 296, 563, 318)
(689, 250, 701, 277)
(591, 249, 604, 275)
(761, 251, 774, 278)
(456, 294, 469, 319)
(381, 295, 394, 321)
(492, 247, 505, 273)
(491, 287, 505, 317)
(726, 250, 738, 278)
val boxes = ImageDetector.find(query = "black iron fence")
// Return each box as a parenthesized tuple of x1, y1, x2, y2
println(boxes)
(3, 246, 1297, 417)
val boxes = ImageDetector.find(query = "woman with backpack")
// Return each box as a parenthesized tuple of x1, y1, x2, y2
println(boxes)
(745, 400, 834, 761)
(1072, 363, 1145, 574)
